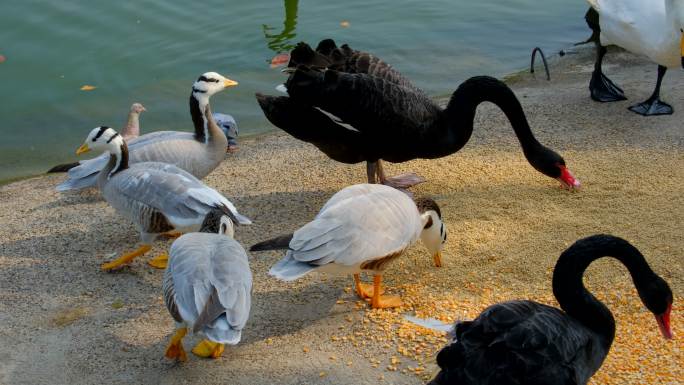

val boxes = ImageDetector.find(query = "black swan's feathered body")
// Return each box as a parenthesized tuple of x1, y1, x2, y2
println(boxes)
(429, 235, 673, 385)
(287, 39, 420, 92)
(257, 39, 579, 189)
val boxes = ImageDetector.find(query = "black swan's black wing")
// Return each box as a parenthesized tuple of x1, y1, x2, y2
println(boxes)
(430, 301, 605, 385)
(289, 39, 420, 92)
(280, 68, 443, 162)
(255, 93, 367, 164)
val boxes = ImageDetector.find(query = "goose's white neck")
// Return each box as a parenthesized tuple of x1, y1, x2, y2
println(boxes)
(105, 136, 126, 179)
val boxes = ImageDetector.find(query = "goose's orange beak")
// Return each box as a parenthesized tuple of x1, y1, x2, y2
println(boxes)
(433, 251, 443, 267)
(76, 143, 90, 155)
(223, 78, 238, 88)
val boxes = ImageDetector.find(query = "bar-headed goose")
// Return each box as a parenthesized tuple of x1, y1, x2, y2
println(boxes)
(75, 126, 251, 271)
(585, 0, 684, 115)
(250, 184, 446, 309)
(163, 209, 252, 361)
(48, 102, 146, 173)
(57, 72, 236, 191)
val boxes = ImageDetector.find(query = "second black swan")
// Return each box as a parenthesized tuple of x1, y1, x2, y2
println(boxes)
(428, 234, 673, 385)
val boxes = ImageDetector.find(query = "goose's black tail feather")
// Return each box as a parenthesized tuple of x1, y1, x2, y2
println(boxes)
(250, 234, 294, 251)
(47, 162, 79, 173)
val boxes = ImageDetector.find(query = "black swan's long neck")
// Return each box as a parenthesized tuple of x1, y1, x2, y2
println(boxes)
(552, 235, 655, 347)
(439, 76, 544, 158)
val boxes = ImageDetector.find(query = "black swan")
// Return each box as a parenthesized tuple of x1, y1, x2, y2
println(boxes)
(256, 41, 580, 190)
(428, 234, 673, 385)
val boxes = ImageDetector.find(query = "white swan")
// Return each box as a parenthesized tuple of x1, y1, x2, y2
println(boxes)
(585, 0, 684, 115)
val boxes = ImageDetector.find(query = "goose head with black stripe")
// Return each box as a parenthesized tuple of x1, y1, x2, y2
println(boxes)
(190, 72, 238, 144)
(415, 197, 447, 267)
(76, 126, 128, 183)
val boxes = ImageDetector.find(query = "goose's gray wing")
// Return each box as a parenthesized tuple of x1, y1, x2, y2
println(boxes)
(56, 153, 109, 191)
(103, 162, 250, 230)
(168, 233, 252, 344)
(290, 185, 420, 266)
(57, 131, 207, 191)
(318, 183, 392, 214)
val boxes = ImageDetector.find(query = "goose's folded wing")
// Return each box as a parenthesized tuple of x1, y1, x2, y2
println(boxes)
(104, 163, 239, 222)
(289, 187, 420, 267)
(169, 236, 251, 330)
(319, 183, 389, 213)
(126, 130, 194, 149)
(65, 152, 109, 179)
(209, 238, 252, 329)
(58, 131, 198, 191)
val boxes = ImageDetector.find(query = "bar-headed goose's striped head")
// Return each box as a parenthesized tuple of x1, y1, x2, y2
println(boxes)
(192, 72, 238, 101)
(76, 126, 124, 155)
(415, 197, 447, 268)
(200, 208, 236, 238)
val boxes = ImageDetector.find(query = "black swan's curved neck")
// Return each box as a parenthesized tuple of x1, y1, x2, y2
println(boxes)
(441, 76, 543, 157)
(552, 235, 655, 346)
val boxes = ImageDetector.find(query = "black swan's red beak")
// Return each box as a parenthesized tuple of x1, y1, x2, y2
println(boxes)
(655, 303, 673, 339)
(556, 165, 581, 190)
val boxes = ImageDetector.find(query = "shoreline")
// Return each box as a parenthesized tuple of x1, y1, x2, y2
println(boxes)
(0, 44, 584, 188)
(1, 46, 682, 384)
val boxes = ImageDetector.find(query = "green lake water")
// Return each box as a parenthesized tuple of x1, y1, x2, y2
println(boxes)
(0, 0, 588, 183)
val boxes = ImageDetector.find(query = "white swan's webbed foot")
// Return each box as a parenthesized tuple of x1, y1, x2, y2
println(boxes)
(589, 70, 626, 102)
(628, 98, 673, 116)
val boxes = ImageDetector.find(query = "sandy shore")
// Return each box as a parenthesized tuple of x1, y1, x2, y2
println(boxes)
(0, 46, 682, 385)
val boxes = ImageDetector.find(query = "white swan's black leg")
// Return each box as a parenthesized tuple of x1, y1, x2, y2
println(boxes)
(589, 45, 627, 102)
(628, 65, 673, 116)
(376, 160, 425, 189)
